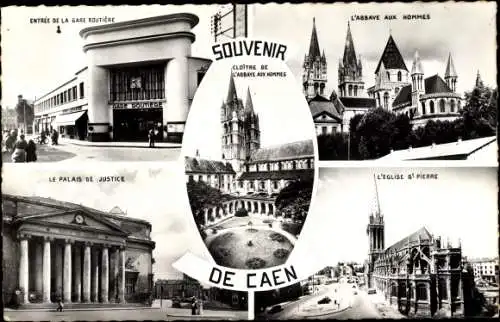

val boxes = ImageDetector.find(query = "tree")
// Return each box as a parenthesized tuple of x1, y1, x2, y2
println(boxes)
(15, 99, 34, 128)
(275, 179, 313, 222)
(457, 84, 497, 139)
(186, 179, 228, 226)
(355, 108, 413, 159)
(316, 133, 348, 160)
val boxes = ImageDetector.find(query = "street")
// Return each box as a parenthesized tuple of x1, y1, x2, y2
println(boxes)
(2, 141, 181, 163)
(4, 300, 248, 321)
(258, 283, 404, 320)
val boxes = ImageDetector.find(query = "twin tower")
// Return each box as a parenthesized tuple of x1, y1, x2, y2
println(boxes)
(220, 74, 261, 172)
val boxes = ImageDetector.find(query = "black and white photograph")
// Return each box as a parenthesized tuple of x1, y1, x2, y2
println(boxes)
(280, 166, 498, 320)
(1, 4, 249, 162)
(182, 57, 317, 270)
(2, 164, 248, 321)
(252, 2, 497, 162)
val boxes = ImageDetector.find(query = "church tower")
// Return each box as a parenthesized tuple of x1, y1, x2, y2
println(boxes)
(338, 22, 364, 98)
(243, 87, 260, 159)
(366, 175, 385, 287)
(302, 18, 327, 100)
(411, 50, 424, 108)
(221, 73, 246, 172)
(444, 53, 458, 92)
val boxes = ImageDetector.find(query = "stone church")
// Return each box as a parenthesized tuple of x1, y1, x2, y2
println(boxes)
(303, 19, 463, 133)
(185, 73, 314, 226)
(364, 177, 467, 317)
(2, 194, 155, 307)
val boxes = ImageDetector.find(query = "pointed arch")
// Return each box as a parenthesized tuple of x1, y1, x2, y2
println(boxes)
(397, 71, 402, 82)
(439, 99, 445, 113)
(430, 101, 435, 114)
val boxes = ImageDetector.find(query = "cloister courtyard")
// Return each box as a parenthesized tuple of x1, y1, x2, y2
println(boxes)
(202, 214, 298, 269)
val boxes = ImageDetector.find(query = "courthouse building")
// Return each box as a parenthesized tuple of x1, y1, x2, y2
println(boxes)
(33, 13, 211, 142)
(2, 194, 155, 306)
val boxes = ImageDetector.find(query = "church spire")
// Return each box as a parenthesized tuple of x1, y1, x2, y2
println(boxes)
(226, 73, 238, 102)
(411, 50, 424, 75)
(343, 21, 358, 68)
(373, 174, 381, 216)
(308, 17, 321, 59)
(444, 53, 457, 78)
(475, 70, 483, 87)
(244, 87, 254, 114)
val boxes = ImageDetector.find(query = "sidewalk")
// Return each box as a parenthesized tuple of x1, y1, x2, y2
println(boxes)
(4, 303, 154, 312)
(60, 138, 181, 149)
(367, 292, 406, 319)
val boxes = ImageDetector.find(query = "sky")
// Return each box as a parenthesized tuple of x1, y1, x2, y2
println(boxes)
(310, 166, 498, 265)
(182, 57, 316, 160)
(253, 2, 497, 98)
(1, 5, 220, 109)
(2, 162, 212, 281)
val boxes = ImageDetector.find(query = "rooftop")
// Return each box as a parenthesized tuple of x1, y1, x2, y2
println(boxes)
(249, 140, 314, 162)
(185, 156, 235, 174)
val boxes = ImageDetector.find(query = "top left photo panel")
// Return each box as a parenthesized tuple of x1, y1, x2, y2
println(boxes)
(1, 4, 251, 163)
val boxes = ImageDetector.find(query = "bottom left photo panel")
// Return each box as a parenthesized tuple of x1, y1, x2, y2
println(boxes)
(2, 163, 249, 321)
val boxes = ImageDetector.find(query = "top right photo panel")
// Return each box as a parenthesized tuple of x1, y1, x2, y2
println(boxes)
(253, 2, 497, 163)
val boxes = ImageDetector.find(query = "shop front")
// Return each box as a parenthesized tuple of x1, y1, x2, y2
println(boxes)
(54, 111, 88, 140)
(112, 104, 163, 142)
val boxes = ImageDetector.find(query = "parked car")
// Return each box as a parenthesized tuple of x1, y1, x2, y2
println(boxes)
(268, 305, 282, 314)
(317, 296, 331, 304)
(172, 297, 182, 308)
(367, 288, 376, 295)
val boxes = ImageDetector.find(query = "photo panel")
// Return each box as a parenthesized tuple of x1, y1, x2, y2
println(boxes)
(2, 162, 249, 321)
(252, 2, 497, 163)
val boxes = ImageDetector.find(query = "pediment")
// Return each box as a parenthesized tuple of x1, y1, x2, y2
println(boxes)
(314, 112, 339, 122)
(20, 210, 127, 235)
(16, 201, 64, 217)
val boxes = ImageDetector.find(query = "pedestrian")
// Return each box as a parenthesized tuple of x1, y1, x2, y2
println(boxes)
(11, 134, 28, 163)
(56, 297, 64, 312)
(26, 139, 37, 162)
(148, 128, 155, 148)
(191, 297, 197, 315)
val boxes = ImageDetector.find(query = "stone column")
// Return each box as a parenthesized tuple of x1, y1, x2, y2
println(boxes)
(82, 243, 91, 302)
(35, 241, 43, 294)
(55, 243, 63, 298)
(109, 248, 118, 302)
(101, 246, 109, 303)
(91, 249, 99, 302)
(74, 244, 82, 302)
(63, 240, 72, 303)
(42, 237, 52, 303)
(267, 179, 272, 195)
(118, 247, 126, 303)
(112, 248, 120, 302)
(18, 235, 30, 304)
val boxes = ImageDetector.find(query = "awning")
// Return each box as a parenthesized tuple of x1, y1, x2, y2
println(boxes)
(54, 111, 87, 126)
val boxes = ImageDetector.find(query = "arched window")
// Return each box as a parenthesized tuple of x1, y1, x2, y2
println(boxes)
(450, 100, 456, 112)
(292, 161, 296, 170)
(430, 101, 435, 114)
(397, 71, 402, 82)
(458, 100, 462, 110)
(354, 85, 358, 96)
(439, 99, 445, 113)
(386, 72, 390, 80)
(377, 93, 381, 107)
(383, 92, 389, 109)
(348, 85, 353, 96)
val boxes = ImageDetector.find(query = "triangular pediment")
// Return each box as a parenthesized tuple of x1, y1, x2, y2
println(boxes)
(20, 209, 127, 236)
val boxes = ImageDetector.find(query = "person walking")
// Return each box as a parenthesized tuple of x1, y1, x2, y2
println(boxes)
(148, 128, 155, 148)
(56, 296, 64, 312)
(191, 297, 198, 315)
(26, 139, 37, 162)
(11, 134, 28, 163)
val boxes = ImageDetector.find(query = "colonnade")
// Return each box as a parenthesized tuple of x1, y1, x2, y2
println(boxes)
(18, 234, 126, 304)
(202, 199, 277, 226)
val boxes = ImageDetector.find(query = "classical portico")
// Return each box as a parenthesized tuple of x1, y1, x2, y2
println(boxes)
(17, 223, 127, 304)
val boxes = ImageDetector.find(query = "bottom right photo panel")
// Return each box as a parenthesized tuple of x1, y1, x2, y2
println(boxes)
(255, 166, 498, 320)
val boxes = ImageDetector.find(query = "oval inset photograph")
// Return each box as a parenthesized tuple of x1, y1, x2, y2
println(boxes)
(182, 52, 318, 270)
